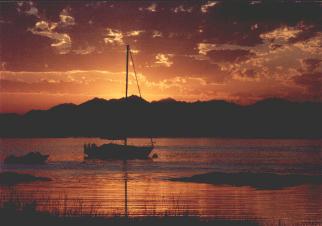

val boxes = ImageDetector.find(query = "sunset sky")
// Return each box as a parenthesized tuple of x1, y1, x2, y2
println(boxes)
(1, 1, 321, 113)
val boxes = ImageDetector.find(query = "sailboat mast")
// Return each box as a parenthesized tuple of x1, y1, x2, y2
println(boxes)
(126, 44, 129, 99)
(125, 45, 129, 146)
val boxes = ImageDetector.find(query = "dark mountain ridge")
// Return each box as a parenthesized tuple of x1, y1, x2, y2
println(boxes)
(0, 96, 321, 138)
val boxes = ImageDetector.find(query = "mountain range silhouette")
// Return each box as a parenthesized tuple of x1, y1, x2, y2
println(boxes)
(1, 96, 321, 138)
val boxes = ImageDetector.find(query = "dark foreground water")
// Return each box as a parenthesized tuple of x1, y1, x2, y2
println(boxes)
(0, 138, 321, 225)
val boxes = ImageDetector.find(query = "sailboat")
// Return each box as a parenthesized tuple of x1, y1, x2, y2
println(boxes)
(84, 45, 154, 160)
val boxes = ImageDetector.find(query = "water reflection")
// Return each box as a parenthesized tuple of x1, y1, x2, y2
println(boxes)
(123, 160, 128, 217)
(0, 138, 321, 225)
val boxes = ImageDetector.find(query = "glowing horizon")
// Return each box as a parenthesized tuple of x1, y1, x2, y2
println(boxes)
(1, 1, 321, 113)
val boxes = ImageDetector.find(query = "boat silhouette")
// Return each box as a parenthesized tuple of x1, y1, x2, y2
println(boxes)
(4, 152, 49, 164)
(84, 45, 154, 160)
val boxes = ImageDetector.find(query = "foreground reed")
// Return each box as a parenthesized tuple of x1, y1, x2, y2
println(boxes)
(0, 192, 259, 226)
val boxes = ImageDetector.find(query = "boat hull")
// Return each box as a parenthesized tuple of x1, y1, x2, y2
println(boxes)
(84, 143, 153, 160)
(4, 152, 49, 164)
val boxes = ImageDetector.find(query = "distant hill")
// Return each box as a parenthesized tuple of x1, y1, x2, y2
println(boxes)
(0, 96, 321, 138)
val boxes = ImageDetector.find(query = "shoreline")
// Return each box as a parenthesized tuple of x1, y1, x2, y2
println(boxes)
(170, 172, 322, 189)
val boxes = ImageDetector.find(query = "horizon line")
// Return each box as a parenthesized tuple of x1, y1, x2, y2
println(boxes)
(1, 95, 321, 115)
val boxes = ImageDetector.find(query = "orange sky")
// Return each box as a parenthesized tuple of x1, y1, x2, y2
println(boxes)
(1, 1, 321, 113)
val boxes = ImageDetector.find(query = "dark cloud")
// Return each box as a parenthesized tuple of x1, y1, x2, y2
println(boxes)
(207, 49, 255, 63)
(288, 26, 321, 44)
(1, 0, 322, 107)
(269, 44, 283, 50)
(0, 79, 81, 94)
(1, 1, 321, 71)
(293, 72, 322, 99)
(0, 78, 111, 95)
(240, 69, 257, 80)
(139, 54, 230, 83)
(302, 58, 322, 72)
(202, 1, 322, 46)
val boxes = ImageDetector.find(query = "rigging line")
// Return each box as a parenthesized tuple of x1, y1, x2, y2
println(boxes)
(129, 50, 142, 98)
(129, 48, 154, 147)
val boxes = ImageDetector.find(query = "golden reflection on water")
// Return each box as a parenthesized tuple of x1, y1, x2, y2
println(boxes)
(1, 170, 321, 224)
(0, 138, 321, 225)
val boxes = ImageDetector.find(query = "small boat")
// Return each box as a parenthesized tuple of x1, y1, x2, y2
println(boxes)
(84, 45, 154, 160)
(4, 152, 49, 164)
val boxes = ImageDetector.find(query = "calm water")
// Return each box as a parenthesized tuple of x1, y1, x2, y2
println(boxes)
(0, 138, 321, 224)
